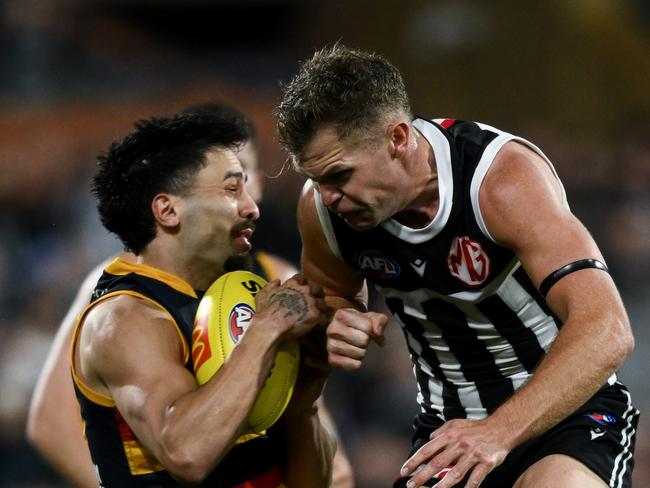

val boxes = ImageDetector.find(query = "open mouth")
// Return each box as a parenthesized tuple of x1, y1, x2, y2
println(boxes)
(231, 222, 255, 252)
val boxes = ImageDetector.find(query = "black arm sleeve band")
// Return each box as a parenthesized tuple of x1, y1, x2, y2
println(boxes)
(539, 259, 609, 298)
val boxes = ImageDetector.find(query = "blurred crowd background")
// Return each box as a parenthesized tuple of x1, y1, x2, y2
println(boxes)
(0, 1, 648, 486)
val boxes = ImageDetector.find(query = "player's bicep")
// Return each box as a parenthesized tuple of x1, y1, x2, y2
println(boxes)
(82, 297, 197, 456)
(480, 142, 610, 318)
(298, 182, 366, 308)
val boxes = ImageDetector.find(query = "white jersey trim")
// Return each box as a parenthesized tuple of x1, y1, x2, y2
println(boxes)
(469, 123, 569, 243)
(379, 118, 454, 244)
(306, 180, 344, 260)
(610, 387, 637, 488)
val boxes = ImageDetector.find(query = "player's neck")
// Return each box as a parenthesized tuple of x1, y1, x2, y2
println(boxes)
(393, 136, 439, 228)
(139, 241, 223, 292)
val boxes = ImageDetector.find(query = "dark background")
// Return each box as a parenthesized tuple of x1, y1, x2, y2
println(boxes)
(0, 1, 648, 486)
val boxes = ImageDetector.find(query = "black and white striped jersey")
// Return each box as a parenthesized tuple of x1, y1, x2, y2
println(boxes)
(313, 117, 615, 421)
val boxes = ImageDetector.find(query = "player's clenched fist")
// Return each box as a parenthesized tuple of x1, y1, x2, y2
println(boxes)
(255, 274, 329, 339)
(326, 309, 388, 370)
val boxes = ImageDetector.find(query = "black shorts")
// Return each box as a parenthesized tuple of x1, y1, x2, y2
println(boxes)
(393, 382, 639, 488)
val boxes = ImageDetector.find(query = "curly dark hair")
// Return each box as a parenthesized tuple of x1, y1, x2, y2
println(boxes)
(92, 106, 252, 254)
(276, 44, 411, 161)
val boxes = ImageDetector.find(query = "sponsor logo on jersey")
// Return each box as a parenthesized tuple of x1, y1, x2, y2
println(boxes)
(355, 250, 401, 279)
(191, 314, 212, 371)
(447, 236, 491, 286)
(590, 428, 606, 440)
(92, 288, 109, 299)
(229, 303, 255, 343)
(410, 258, 427, 278)
(584, 411, 617, 426)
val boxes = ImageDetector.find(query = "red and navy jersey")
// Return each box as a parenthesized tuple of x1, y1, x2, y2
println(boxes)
(71, 257, 287, 487)
(313, 117, 604, 420)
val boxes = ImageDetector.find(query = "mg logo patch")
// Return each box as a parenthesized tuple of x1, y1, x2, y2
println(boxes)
(447, 236, 491, 286)
(229, 303, 255, 343)
(356, 250, 401, 279)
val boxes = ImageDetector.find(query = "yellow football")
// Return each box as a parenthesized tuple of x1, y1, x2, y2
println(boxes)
(191, 270, 300, 435)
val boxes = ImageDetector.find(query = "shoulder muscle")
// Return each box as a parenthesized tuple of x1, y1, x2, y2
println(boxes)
(297, 181, 366, 306)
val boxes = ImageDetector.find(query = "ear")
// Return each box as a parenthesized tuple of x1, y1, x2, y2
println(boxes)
(151, 193, 180, 229)
(387, 121, 410, 159)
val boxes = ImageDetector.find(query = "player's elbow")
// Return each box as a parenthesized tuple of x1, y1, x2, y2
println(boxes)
(608, 316, 635, 368)
(617, 321, 635, 361)
(159, 433, 220, 485)
(162, 448, 212, 486)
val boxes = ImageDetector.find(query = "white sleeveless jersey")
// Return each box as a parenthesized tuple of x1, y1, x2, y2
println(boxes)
(314, 117, 616, 420)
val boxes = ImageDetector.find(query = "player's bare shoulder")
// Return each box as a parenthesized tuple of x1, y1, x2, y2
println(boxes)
(82, 294, 166, 340)
(483, 141, 564, 206)
(78, 295, 180, 375)
(297, 180, 322, 237)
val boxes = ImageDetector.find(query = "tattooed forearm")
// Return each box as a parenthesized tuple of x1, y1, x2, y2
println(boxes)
(269, 289, 309, 321)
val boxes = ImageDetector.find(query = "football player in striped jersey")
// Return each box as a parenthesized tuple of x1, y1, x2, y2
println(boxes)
(278, 44, 638, 488)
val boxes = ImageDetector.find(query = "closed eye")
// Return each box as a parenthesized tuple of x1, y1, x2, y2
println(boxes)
(320, 169, 353, 185)
(223, 177, 243, 194)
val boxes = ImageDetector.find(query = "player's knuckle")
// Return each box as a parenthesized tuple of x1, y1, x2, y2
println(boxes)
(327, 341, 345, 355)
(333, 308, 350, 321)
(438, 431, 453, 444)
(341, 358, 361, 371)
(354, 348, 367, 360)
(327, 325, 345, 339)
(458, 435, 472, 449)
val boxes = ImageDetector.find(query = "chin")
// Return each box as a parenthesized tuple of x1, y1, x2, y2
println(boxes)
(343, 213, 382, 231)
(223, 253, 254, 272)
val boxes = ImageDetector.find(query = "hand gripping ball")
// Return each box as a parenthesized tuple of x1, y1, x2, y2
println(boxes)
(191, 270, 300, 434)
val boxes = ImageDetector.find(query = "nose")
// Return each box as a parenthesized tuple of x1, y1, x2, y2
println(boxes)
(240, 188, 260, 221)
(318, 183, 343, 208)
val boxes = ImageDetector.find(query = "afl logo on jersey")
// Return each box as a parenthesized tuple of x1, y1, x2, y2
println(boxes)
(229, 303, 255, 343)
(356, 250, 401, 279)
(447, 236, 491, 286)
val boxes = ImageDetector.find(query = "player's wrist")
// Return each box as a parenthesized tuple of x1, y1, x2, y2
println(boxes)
(485, 405, 528, 450)
(246, 312, 289, 345)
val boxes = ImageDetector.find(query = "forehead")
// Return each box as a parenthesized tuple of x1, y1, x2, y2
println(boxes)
(197, 147, 244, 182)
(236, 141, 258, 173)
(298, 125, 351, 176)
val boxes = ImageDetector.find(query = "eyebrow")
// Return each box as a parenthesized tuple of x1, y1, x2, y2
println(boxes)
(223, 170, 247, 182)
(307, 165, 349, 183)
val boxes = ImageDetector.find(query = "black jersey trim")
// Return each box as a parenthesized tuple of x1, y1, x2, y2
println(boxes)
(539, 259, 609, 298)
